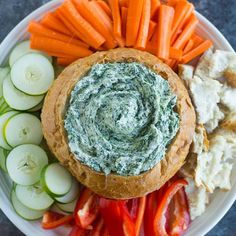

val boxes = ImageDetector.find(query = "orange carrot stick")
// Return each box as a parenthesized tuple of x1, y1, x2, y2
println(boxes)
(108, 0, 125, 47)
(171, 3, 194, 44)
(119, 0, 129, 7)
(148, 20, 157, 41)
(183, 39, 194, 54)
(43, 51, 75, 58)
(60, 0, 105, 49)
(146, 41, 157, 55)
(126, 0, 144, 46)
(172, 14, 199, 50)
(181, 40, 213, 64)
(73, 0, 116, 49)
(56, 8, 89, 44)
(135, 0, 151, 49)
(30, 35, 93, 58)
(192, 33, 204, 47)
(167, 0, 187, 7)
(150, 0, 160, 19)
(96, 0, 112, 18)
(40, 13, 71, 36)
(121, 7, 128, 38)
(169, 47, 183, 60)
(28, 21, 89, 48)
(171, 2, 194, 38)
(155, 5, 174, 60)
(57, 56, 78, 66)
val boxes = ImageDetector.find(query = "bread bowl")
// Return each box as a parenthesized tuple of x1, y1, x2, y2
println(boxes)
(41, 48, 196, 199)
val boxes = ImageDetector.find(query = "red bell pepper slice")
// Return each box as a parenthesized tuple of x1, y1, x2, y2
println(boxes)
(99, 198, 136, 236)
(168, 187, 190, 236)
(153, 179, 188, 236)
(41, 211, 74, 230)
(91, 217, 104, 236)
(74, 188, 100, 229)
(128, 197, 146, 235)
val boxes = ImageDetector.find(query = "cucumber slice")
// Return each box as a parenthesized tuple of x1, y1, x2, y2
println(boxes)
(56, 198, 77, 213)
(0, 111, 18, 150)
(11, 53, 54, 95)
(3, 76, 44, 110)
(4, 113, 43, 147)
(55, 178, 80, 204)
(41, 163, 72, 197)
(0, 99, 12, 115)
(28, 100, 44, 112)
(0, 67, 10, 96)
(15, 183, 54, 211)
(6, 144, 48, 185)
(11, 189, 45, 220)
(0, 148, 9, 172)
(9, 40, 52, 67)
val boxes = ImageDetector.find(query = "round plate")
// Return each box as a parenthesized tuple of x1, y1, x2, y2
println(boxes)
(0, 1, 235, 236)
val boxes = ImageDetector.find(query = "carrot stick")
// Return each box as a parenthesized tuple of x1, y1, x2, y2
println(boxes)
(146, 42, 157, 55)
(96, 0, 112, 18)
(172, 14, 199, 50)
(183, 39, 194, 54)
(73, 0, 116, 49)
(56, 8, 89, 44)
(28, 21, 89, 48)
(135, 0, 151, 49)
(121, 7, 128, 38)
(155, 5, 174, 60)
(30, 35, 93, 58)
(43, 51, 75, 58)
(126, 0, 144, 46)
(167, 0, 187, 7)
(181, 40, 213, 64)
(119, 0, 129, 7)
(148, 20, 157, 40)
(192, 33, 204, 47)
(171, 2, 194, 39)
(57, 57, 78, 66)
(169, 47, 183, 60)
(150, 0, 160, 19)
(108, 0, 125, 47)
(60, 0, 105, 49)
(40, 13, 71, 36)
(171, 3, 194, 44)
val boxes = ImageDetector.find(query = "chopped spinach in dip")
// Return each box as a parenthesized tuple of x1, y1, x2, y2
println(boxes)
(64, 62, 179, 176)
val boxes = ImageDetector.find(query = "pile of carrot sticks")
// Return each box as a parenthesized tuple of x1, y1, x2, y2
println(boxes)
(28, 0, 213, 69)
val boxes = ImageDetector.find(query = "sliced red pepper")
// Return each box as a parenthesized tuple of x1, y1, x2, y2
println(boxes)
(153, 179, 188, 236)
(69, 225, 89, 236)
(168, 187, 190, 236)
(90, 217, 104, 236)
(74, 188, 99, 229)
(41, 211, 74, 230)
(99, 198, 136, 236)
(128, 197, 146, 235)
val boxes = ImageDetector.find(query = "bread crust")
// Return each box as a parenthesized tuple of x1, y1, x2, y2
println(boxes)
(41, 48, 196, 199)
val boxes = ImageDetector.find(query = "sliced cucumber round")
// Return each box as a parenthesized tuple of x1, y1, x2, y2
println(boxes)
(11, 53, 54, 95)
(28, 100, 44, 112)
(4, 113, 43, 147)
(41, 163, 72, 197)
(55, 178, 80, 204)
(0, 148, 9, 172)
(15, 183, 54, 211)
(3, 75, 44, 110)
(0, 111, 18, 150)
(6, 144, 48, 185)
(0, 67, 10, 97)
(56, 198, 77, 213)
(11, 189, 45, 220)
(9, 40, 52, 67)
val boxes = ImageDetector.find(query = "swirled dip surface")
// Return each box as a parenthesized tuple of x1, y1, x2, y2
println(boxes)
(64, 62, 179, 176)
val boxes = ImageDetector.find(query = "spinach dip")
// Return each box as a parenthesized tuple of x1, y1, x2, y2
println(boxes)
(64, 62, 179, 176)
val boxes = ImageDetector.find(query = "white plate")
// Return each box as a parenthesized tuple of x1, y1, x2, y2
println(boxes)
(0, 1, 235, 236)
